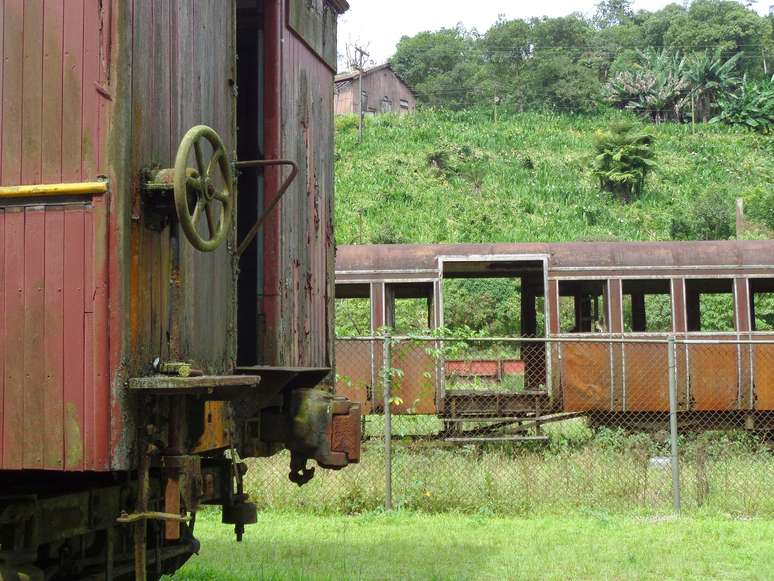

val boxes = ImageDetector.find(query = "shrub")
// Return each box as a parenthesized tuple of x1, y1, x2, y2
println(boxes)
(711, 77, 774, 133)
(591, 123, 657, 202)
(670, 191, 734, 240)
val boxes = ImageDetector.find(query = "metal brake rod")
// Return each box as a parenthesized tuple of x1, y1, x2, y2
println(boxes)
(235, 159, 298, 257)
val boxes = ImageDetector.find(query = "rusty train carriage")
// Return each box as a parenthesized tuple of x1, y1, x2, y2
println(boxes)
(0, 1, 360, 579)
(335, 242, 774, 429)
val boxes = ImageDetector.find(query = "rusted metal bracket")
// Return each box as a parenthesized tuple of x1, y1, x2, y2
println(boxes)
(234, 159, 298, 257)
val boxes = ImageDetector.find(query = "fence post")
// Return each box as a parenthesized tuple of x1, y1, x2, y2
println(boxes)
(668, 335, 681, 514)
(382, 333, 393, 511)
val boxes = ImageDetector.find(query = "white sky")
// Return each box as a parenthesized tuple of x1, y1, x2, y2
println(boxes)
(338, 0, 773, 69)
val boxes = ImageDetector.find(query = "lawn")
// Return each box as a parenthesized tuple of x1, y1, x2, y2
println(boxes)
(168, 511, 774, 580)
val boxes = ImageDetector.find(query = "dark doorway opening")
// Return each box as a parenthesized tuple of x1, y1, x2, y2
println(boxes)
(236, 1, 265, 366)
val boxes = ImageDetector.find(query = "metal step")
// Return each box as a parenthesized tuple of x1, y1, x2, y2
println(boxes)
(445, 435, 549, 443)
(441, 411, 585, 424)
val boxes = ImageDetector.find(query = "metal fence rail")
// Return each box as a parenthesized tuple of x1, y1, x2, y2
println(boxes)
(246, 335, 773, 517)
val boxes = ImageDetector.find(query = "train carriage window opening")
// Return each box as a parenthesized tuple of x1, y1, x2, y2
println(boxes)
(622, 279, 672, 333)
(441, 259, 546, 391)
(749, 279, 774, 331)
(685, 279, 736, 332)
(443, 278, 523, 337)
(558, 280, 609, 334)
(386, 283, 433, 335)
(335, 284, 371, 336)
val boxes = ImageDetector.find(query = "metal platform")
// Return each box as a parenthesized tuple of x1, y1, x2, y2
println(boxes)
(128, 375, 261, 400)
(441, 389, 554, 419)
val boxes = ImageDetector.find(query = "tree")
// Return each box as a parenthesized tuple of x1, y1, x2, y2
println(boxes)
(594, 0, 634, 29)
(685, 49, 742, 121)
(390, 26, 484, 109)
(591, 124, 657, 203)
(663, 0, 772, 79)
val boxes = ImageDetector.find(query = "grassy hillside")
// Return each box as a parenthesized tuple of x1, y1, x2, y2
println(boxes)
(335, 109, 774, 246)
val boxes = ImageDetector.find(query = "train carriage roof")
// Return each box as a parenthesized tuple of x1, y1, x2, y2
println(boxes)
(336, 241, 774, 275)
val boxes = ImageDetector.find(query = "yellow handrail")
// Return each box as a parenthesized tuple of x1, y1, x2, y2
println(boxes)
(0, 181, 108, 198)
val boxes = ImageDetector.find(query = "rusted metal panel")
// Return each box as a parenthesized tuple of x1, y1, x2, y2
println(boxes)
(336, 241, 774, 277)
(623, 343, 669, 411)
(561, 342, 612, 412)
(688, 341, 739, 411)
(334, 340, 373, 414)
(390, 342, 436, 414)
(753, 345, 774, 410)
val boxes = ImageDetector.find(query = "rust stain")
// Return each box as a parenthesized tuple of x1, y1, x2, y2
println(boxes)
(192, 402, 230, 453)
(65, 402, 84, 468)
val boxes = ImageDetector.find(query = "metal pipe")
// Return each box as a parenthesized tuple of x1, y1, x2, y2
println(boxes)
(336, 335, 774, 346)
(668, 335, 681, 514)
(382, 334, 393, 511)
(234, 159, 298, 257)
(0, 181, 108, 198)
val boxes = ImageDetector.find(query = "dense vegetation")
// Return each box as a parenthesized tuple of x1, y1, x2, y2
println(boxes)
(389, 0, 774, 121)
(334, 108, 774, 335)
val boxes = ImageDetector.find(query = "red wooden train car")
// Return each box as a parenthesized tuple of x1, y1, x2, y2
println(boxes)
(0, 1, 359, 579)
(336, 242, 774, 429)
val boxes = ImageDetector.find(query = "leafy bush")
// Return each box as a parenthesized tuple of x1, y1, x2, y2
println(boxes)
(670, 191, 735, 240)
(591, 123, 657, 202)
(712, 77, 774, 133)
(606, 48, 742, 123)
(606, 49, 689, 122)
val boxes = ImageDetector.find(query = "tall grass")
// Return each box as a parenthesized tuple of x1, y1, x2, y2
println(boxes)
(335, 109, 774, 246)
(245, 420, 773, 517)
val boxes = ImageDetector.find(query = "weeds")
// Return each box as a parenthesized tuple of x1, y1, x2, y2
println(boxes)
(244, 419, 773, 517)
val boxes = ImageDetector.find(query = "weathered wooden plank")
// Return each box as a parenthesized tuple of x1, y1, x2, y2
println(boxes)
(3, 208, 24, 468)
(44, 207, 65, 469)
(62, 0, 84, 181)
(42, 0, 64, 183)
(0, 0, 4, 183)
(83, 206, 95, 469)
(1, 0, 23, 186)
(82, 0, 100, 179)
(92, 201, 109, 469)
(63, 207, 85, 470)
(287, 0, 339, 70)
(0, 210, 5, 466)
(22, 207, 45, 468)
(21, 0, 44, 185)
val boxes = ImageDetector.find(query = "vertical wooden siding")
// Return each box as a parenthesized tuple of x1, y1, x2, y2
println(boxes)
(127, 0, 236, 377)
(0, 0, 110, 471)
(0, 205, 108, 471)
(275, 12, 336, 370)
(1, 0, 105, 186)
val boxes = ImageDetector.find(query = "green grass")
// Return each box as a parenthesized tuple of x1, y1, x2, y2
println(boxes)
(335, 109, 774, 246)
(243, 423, 773, 517)
(168, 511, 774, 580)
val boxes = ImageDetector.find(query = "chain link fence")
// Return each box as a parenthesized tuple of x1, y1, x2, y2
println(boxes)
(246, 336, 773, 517)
